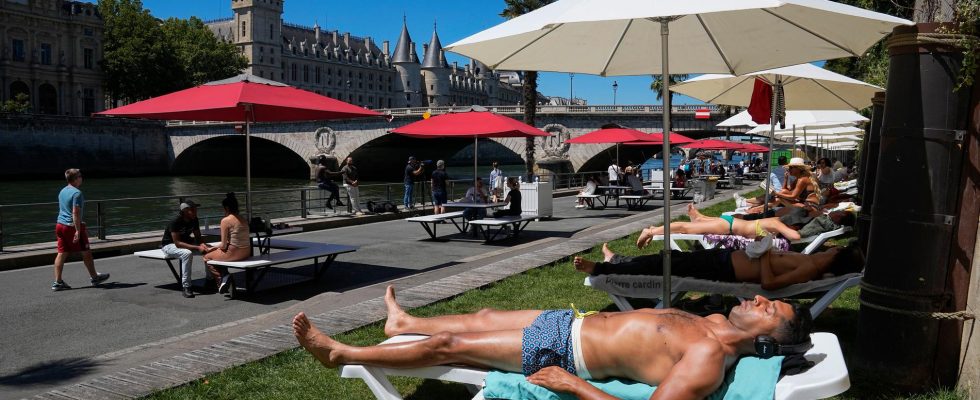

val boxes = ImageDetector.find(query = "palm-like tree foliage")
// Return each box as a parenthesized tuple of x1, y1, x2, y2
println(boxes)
(501, 0, 555, 178)
(649, 74, 690, 103)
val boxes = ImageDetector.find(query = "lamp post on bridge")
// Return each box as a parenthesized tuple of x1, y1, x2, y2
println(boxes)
(569, 73, 574, 106)
(612, 81, 618, 105)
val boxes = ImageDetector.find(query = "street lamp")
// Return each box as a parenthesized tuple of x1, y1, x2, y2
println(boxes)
(569, 73, 574, 105)
(612, 81, 619, 105)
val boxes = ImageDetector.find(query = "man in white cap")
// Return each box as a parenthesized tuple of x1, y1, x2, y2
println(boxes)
(160, 200, 210, 298)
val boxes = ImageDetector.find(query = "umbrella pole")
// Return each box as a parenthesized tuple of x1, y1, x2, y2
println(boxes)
(792, 125, 797, 157)
(763, 78, 780, 215)
(474, 137, 479, 194)
(804, 127, 808, 159)
(245, 105, 253, 220)
(659, 19, 674, 308)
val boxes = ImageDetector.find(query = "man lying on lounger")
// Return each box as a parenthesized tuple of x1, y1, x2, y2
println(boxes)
(293, 286, 812, 400)
(635, 204, 855, 244)
(575, 242, 864, 290)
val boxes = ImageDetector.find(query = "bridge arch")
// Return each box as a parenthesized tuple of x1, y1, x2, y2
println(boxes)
(172, 135, 310, 178)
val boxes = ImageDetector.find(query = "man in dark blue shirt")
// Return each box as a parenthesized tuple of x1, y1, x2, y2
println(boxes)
(403, 156, 424, 210)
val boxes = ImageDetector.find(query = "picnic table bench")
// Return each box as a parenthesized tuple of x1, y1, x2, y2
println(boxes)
(135, 238, 357, 298)
(618, 193, 658, 210)
(575, 194, 604, 209)
(467, 214, 539, 242)
(404, 211, 467, 239)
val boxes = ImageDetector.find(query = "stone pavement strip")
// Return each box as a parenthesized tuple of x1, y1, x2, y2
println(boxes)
(21, 191, 750, 400)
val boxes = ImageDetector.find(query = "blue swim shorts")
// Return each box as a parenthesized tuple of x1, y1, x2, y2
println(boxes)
(521, 309, 576, 376)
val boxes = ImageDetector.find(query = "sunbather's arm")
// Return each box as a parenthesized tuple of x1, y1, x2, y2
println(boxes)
(760, 251, 818, 290)
(650, 341, 725, 400)
(526, 366, 620, 400)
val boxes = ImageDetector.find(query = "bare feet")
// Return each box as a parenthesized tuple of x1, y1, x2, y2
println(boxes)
(573, 257, 596, 274)
(687, 203, 699, 221)
(383, 285, 411, 337)
(637, 227, 657, 249)
(601, 243, 615, 262)
(293, 312, 340, 368)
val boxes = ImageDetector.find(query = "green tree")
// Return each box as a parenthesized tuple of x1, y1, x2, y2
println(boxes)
(649, 74, 689, 104)
(1, 93, 31, 113)
(501, 0, 555, 179)
(160, 17, 248, 87)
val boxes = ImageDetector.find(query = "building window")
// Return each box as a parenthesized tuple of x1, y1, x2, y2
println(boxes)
(430, 84, 434, 91)
(315, 67, 321, 84)
(84, 27, 94, 36)
(83, 88, 95, 115)
(40, 43, 51, 65)
(303, 65, 309, 82)
(269, 24, 274, 40)
(270, 57, 274, 64)
(259, 70, 264, 78)
(241, 21, 247, 39)
(83, 48, 94, 69)
(12, 39, 25, 62)
(291, 63, 297, 80)
(358, 95, 363, 103)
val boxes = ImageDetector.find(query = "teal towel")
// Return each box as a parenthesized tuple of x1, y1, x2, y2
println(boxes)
(483, 356, 784, 400)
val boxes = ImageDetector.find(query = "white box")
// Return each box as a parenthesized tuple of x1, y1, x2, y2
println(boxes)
(519, 182, 552, 218)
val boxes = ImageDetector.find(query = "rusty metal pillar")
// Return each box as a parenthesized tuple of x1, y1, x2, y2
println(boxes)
(857, 23, 976, 391)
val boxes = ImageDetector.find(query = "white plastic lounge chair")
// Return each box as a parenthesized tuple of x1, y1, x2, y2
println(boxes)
(585, 272, 862, 317)
(339, 332, 850, 400)
(652, 227, 852, 255)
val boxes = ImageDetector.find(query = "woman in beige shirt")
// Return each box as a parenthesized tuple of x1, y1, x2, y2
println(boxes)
(204, 193, 251, 294)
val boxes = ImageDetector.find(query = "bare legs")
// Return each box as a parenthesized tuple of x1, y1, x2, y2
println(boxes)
(636, 220, 729, 248)
(293, 286, 530, 372)
(53, 250, 99, 282)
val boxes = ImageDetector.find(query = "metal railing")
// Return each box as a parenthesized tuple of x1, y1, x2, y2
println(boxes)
(0, 171, 605, 251)
(380, 104, 720, 116)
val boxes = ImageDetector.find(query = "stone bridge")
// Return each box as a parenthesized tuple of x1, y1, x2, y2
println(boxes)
(165, 105, 752, 179)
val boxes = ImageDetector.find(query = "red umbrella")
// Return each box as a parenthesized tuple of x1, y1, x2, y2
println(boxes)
(96, 74, 382, 216)
(565, 128, 664, 166)
(390, 110, 550, 186)
(622, 131, 696, 146)
(681, 139, 745, 150)
(735, 143, 770, 153)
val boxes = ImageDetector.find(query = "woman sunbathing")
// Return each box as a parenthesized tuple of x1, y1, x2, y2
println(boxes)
(744, 158, 820, 213)
(635, 204, 854, 246)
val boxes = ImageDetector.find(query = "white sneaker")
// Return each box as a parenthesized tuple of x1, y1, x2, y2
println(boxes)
(575, 204, 586, 209)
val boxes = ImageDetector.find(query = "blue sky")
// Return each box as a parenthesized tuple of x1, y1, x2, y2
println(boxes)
(119, 0, 702, 105)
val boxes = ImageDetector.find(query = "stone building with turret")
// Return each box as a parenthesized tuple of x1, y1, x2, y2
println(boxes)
(206, 0, 529, 109)
(0, 0, 104, 115)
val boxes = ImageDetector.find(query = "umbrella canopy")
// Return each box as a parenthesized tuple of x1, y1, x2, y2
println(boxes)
(623, 131, 696, 146)
(97, 74, 382, 217)
(767, 125, 866, 136)
(96, 74, 381, 122)
(672, 64, 884, 110)
(565, 128, 658, 144)
(445, 0, 909, 76)
(682, 139, 745, 150)
(390, 110, 550, 138)
(735, 143, 772, 153)
(717, 109, 869, 128)
(390, 110, 550, 189)
(444, 0, 909, 308)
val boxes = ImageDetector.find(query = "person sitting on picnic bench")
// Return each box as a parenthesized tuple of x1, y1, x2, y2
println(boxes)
(314, 155, 344, 210)
(462, 178, 489, 233)
(293, 285, 813, 399)
(625, 166, 645, 195)
(576, 175, 599, 209)
(493, 177, 522, 218)
(575, 242, 863, 290)
(203, 193, 251, 295)
(160, 200, 210, 298)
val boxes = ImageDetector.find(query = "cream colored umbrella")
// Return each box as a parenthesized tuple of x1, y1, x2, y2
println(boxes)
(445, 0, 910, 307)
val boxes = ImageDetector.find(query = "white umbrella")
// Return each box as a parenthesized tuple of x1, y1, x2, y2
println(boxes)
(760, 125, 866, 136)
(445, 0, 910, 307)
(718, 109, 869, 128)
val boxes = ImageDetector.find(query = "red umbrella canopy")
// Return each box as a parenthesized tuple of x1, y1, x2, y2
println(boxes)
(682, 139, 745, 150)
(623, 131, 696, 146)
(565, 128, 657, 144)
(95, 74, 381, 122)
(390, 110, 550, 138)
(735, 143, 771, 153)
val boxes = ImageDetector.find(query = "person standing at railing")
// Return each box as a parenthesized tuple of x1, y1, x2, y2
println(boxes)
(430, 160, 449, 215)
(341, 156, 364, 216)
(315, 155, 345, 210)
(160, 200, 209, 298)
(488, 161, 504, 198)
(51, 168, 110, 291)
(403, 156, 424, 210)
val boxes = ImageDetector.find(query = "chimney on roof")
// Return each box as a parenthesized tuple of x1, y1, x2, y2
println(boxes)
(383, 40, 390, 56)
(331, 30, 338, 44)
(364, 36, 372, 50)
(343, 32, 351, 47)
(422, 43, 429, 54)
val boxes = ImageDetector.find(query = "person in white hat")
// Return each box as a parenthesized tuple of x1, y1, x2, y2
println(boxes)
(770, 157, 820, 209)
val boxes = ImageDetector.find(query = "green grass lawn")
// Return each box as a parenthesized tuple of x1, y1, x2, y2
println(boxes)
(143, 196, 963, 400)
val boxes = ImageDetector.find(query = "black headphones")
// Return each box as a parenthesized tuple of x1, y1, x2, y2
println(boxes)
(754, 335, 813, 358)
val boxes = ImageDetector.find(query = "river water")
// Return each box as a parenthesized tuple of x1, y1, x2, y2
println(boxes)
(0, 164, 531, 247)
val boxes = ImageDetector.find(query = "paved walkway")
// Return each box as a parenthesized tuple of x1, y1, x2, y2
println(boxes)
(1, 189, 752, 400)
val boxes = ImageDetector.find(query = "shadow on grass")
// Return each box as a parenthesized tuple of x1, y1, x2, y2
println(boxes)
(0, 357, 103, 387)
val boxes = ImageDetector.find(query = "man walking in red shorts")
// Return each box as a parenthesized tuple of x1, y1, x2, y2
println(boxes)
(52, 168, 109, 291)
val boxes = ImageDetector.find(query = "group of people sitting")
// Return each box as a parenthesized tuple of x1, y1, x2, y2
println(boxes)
(158, 193, 250, 298)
